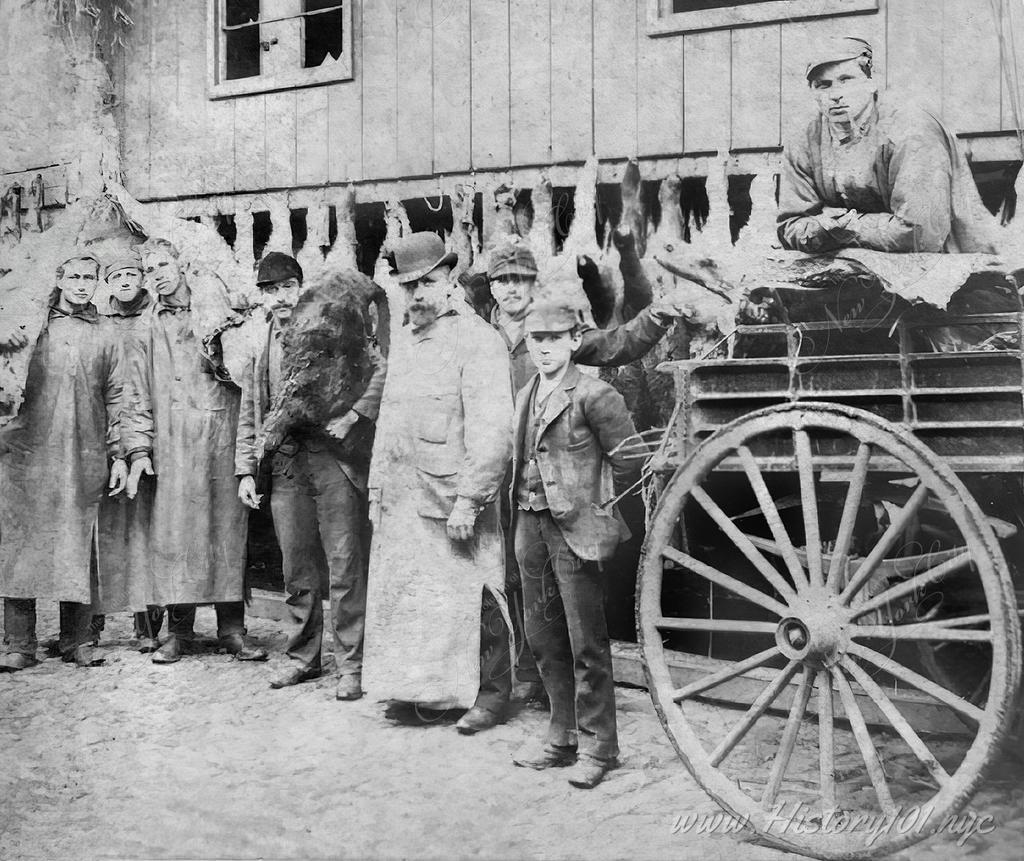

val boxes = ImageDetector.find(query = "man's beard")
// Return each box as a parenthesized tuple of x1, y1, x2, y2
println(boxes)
(407, 303, 439, 328)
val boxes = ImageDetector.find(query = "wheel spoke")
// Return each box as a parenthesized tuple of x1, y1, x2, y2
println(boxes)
(709, 660, 800, 767)
(672, 646, 782, 701)
(831, 665, 898, 817)
(818, 672, 836, 815)
(827, 442, 872, 592)
(850, 621, 991, 642)
(847, 642, 985, 723)
(840, 655, 950, 787)
(737, 446, 809, 591)
(848, 551, 974, 622)
(662, 547, 790, 617)
(839, 483, 930, 606)
(690, 486, 799, 604)
(762, 666, 816, 808)
(656, 617, 778, 635)
(794, 430, 824, 589)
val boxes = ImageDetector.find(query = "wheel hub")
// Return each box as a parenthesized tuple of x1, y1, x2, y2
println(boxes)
(775, 589, 847, 667)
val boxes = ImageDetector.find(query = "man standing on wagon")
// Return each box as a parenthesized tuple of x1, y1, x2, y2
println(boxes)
(778, 36, 1000, 255)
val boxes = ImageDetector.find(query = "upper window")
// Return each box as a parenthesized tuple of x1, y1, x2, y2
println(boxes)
(208, 0, 353, 99)
(649, 0, 878, 35)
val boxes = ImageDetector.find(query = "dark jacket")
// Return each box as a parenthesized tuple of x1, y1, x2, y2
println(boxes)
(511, 363, 639, 562)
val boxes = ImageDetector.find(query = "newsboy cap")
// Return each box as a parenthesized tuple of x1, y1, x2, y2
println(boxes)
(805, 36, 873, 80)
(104, 250, 142, 280)
(524, 300, 582, 334)
(390, 232, 458, 284)
(256, 251, 303, 287)
(488, 240, 538, 280)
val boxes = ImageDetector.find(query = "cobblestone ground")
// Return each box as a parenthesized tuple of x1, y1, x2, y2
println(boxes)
(1, 608, 1021, 861)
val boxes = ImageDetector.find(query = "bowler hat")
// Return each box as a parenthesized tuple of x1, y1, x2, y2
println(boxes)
(256, 252, 303, 287)
(104, 250, 142, 280)
(805, 36, 873, 80)
(524, 300, 582, 334)
(488, 241, 538, 280)
(390, 232, 458, 284)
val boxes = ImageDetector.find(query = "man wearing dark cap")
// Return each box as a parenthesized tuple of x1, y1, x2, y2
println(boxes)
(778, 36, 999, 254)
(363, 231, 515, 733)
(486, 238, 687, 707)
(509, 299, 640, 788)
(235, 252, 386, 699)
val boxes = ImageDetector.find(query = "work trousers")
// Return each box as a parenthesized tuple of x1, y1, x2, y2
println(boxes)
(134, 607, 165, 639)
(500, 491, 541, 685)
(270, 446, 367, 677)
(3, 598, 93, 657)
(165, 601, 246, 639)
(515, 509, 618, 762)
(476, 587, 514, 713)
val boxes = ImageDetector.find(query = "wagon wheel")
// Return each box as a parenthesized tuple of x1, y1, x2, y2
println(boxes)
(637, 403, 1021, 860)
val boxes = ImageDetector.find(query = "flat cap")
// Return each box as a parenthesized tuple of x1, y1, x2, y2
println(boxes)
(524, 299, 581, 334)
(104, 250, 142, 279)
(805, 36, 873, 80)
(256, 251, 303, 287)
(488, 241, 538, 280)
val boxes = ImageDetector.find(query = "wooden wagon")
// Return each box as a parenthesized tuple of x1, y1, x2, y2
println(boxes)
(635, 272, 1024, 858)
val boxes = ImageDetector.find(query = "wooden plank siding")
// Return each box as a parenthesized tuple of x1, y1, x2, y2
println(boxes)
(118, 0, 1022, 204)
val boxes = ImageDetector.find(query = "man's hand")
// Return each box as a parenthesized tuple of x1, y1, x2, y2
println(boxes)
(108, 459, 129, 496)
(325, 409, 360, 442)
(446, 497, 480, 542)
(0, 326, 28, 353)
(238, 475, 263, 510)
(820, 208, 859, 245)
(127, 456, 154, 499)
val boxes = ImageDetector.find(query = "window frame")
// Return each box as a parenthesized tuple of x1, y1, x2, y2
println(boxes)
(646, 0, 879, 36)
(206, 0, 353, 100)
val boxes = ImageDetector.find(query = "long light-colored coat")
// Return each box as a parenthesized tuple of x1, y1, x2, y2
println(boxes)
(0, 308, 124, 603)
(362, 311, 513, 708)
(130, 303, 246, 605)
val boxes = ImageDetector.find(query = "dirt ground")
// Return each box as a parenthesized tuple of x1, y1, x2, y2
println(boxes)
(1, 607, 1022, 861)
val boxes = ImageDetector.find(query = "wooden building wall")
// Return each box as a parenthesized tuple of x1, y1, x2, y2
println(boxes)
(118, 0, 1022, 203)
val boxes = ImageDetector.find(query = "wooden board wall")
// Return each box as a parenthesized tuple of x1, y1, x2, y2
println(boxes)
(128, 0, 1020, 202)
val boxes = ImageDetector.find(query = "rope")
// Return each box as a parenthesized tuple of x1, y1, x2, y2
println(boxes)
(423, 194, 445, 214)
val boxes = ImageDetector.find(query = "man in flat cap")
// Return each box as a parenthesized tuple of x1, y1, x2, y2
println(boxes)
(94, 250, 165, 651)
(778, 36, 999, 254)
(486, 237, 687, 707)
(235, 252, 386, 699)
(363, 231, 515, 733)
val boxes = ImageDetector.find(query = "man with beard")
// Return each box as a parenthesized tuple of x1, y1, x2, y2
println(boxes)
(485, 239, 685, 708)
(126, 238, 266, 665)
(0, 255, 128, 670)
(235, 253, 386, 699)
(94, 250, 165, 652)
(363, 232, 514, 733)
(778, 36, 999, 254)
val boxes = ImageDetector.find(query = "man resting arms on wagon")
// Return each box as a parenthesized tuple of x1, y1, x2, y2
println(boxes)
(778, 37, 999, 256)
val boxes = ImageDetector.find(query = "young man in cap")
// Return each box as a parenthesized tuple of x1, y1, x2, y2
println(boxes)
(235, 252, 386, 699)
(509, 299, 640, 789)
(0, 255, 129, 670)
(93, 250, 165, 652)
(363, 231, 515, 733)
(486, 238, 688, 707)
(125, 238, 267, 665)
(778, 36, 998, 254)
